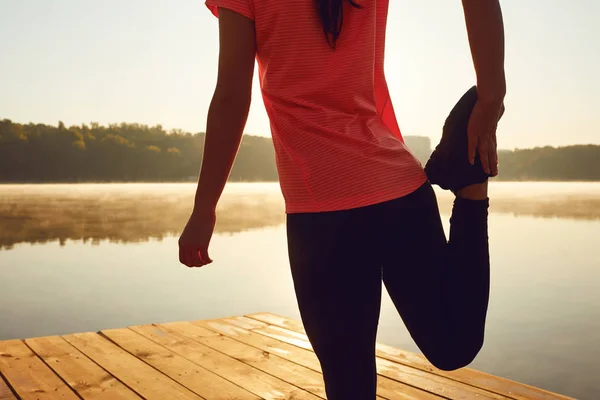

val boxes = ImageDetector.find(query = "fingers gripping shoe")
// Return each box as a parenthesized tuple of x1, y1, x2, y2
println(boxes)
(424, 86, 492, 193)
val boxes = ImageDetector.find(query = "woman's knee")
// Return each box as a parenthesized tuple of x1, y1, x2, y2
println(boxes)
(425, 336, 484, 371)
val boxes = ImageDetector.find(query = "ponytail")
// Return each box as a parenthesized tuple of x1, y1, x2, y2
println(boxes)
(314, 0, 363, 49)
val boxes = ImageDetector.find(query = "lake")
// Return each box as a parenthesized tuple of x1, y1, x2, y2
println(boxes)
(1, 182, 599, 399)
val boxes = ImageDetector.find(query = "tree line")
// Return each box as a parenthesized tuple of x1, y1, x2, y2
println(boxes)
(0, 119, 276, 182)
(1, 119, 598, 182)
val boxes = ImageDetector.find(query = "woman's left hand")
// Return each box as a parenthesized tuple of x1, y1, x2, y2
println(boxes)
(467, 99, 505, 177)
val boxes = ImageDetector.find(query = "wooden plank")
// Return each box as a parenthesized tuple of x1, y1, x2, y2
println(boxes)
(190, 319, 444, 400)
(247, 313, 572, 400)
(0, 339, 79, 400)
(128, 324, 318, 400)
(246, 323, 510, 400)
(99, 328, 257, 400)
(26, 335, 141, 400)
(63, 332, 201, 400)
(179, 320, 320, 372)
(252, 325, 313, 349)
(221, 316, 271, 331)
(0, 377, 16, 400)
(375, 342, 573, 400)
(199, 320, 446, 400)
(157, 322, 329, 400)
(251, 324, 508, 400)
(246, 313, 305, 334)
(377, 356, 509, 400)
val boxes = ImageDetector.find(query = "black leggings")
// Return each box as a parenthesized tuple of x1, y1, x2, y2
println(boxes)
(286, 182, 490, 399)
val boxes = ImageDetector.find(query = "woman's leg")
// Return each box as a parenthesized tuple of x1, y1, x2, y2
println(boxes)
(287, 207, 382, 399)
(378, 182, 490, 371)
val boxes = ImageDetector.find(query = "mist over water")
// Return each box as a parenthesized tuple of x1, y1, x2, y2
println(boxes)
(1, 182, 599, 249)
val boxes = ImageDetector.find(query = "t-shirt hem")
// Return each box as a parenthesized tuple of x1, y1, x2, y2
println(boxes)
(284, 175, 429, 214)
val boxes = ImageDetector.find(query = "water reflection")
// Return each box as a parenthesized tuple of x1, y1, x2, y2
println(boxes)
(1, 182, 599, 249)
(0, 183, 285, 249)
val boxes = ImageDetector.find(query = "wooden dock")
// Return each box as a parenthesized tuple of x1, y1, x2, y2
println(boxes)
(0, 313, 571, 400)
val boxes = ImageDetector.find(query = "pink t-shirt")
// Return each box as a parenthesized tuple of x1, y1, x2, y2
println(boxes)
(206, 0, 427, 213)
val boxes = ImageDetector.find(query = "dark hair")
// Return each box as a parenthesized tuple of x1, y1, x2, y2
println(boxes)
(315, 0, 363, 49)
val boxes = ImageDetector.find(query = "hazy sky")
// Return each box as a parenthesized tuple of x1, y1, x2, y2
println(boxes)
(1, 0, 598, 149)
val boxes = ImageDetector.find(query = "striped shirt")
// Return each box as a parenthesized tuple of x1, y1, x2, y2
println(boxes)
(206, 0, 427, 213)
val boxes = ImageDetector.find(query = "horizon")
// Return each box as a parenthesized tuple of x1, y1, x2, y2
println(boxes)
(1, 0, 599, 149)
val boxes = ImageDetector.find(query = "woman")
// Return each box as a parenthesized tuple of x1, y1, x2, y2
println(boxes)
(179, 0, 506, 398)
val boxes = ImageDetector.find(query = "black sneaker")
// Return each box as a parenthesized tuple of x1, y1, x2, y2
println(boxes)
(424, 86, 491, 193)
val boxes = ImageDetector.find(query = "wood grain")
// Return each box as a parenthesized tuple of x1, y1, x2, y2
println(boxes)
(0, 339, 79, 400)
(0, 313, 573, 400)
(102, 327, 260, 400)
(128, 324, 318, 400)
(63, 332, 201, 400)
(26, 335, 141, 400)
(246, 313, 574, 400)
(193, 319, 444, 400)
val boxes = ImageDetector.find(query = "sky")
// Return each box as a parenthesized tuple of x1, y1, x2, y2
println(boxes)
(1, 0, 598, 149)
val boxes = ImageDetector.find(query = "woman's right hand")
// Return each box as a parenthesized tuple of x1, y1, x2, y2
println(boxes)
(467, 99, 505, 177)
(178, 210, 216, 268)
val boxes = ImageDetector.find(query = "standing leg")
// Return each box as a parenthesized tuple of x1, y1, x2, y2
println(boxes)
(377, 182, 490, 371)
(287, 207, 382, 399)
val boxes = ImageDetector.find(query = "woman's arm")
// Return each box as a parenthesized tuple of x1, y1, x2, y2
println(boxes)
(462, 0, 506, 104)
(179, 8, 255, 268)
(193, 8, 256, 213)
(461, 0, 506, 174)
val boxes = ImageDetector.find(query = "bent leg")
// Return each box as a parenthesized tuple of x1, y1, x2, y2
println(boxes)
(378, 182, 490, 371)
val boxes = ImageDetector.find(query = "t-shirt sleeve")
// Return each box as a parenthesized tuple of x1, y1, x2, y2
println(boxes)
(205, 0, 254, 21)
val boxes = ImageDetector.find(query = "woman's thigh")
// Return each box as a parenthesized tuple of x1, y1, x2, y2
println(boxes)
(378, 183, 455, 359)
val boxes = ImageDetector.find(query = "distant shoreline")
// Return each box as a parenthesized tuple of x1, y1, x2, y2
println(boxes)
(2, 120, 599, 183)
